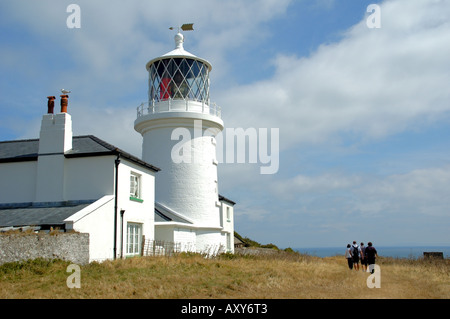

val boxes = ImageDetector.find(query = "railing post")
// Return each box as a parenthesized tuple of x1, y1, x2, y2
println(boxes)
(141, 235, 145, 256)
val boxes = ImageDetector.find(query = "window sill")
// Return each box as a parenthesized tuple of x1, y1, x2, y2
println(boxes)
(126, 254, 141, 258)
(130, 196, 144, 203)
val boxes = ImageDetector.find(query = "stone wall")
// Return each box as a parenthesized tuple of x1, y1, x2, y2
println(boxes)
(0, 232, 89, 265)
(235, 247, 286, 257)
(423, 252, 444, 259)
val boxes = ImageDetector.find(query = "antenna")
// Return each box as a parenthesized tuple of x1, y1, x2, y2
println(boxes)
(169, 23, 194, 32)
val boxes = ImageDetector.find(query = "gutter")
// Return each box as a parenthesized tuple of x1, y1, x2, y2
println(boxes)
(113, 154, 120, 260)
(120, 209, 125, 258)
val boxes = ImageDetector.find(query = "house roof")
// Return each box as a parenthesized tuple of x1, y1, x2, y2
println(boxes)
(234, 236, 245, 245)
(0, 135, 160, 172)
(0, 200, 95, 229)
(219, 195, 236, 206)
(154, 203, 193, 224)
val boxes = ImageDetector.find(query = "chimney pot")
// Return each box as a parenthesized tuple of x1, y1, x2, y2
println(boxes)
(47, 96, 56, 114)
(60, 95, 69, 113)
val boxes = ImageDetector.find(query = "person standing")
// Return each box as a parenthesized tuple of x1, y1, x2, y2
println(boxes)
(345, 244, 353, 270)
(366, 242, 378, 274)
(360, 242, 368, 272)
(351, 241, 360, 271)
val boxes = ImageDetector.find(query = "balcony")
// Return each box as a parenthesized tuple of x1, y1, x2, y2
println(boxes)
(136, 98, 222, 119)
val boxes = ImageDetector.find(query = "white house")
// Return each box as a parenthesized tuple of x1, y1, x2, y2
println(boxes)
(0, 96, 159, 262)
(0, 31, 236, 261)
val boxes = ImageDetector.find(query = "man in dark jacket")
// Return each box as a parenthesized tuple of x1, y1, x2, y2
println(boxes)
(366, 242, 378, 273)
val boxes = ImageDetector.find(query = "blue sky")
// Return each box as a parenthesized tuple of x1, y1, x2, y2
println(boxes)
(1, 0, 449, 249)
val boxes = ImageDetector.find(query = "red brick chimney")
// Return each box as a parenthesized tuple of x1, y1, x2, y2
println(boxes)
(60, 95, 69, 113)
(47, 96, 56, 114)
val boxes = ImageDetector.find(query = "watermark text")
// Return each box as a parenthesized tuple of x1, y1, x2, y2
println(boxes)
(366, 4, 381, 29)
(66, 263, 81, 288)
(171, 120, 279, 175)
(66, 4, 81, 29)
(366, 264, 381, 288)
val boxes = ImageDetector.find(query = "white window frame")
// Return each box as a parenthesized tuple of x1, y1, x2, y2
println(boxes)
(126, 223, 142, 257)
(130, 172, 141, 199)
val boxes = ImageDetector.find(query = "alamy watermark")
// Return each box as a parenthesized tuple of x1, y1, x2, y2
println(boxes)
(366, 4, 381, 29)
(66, 4, 81, 29)
(66, 3, 380, 30)
(366, 264, 381, 288)
(66, 263, 81, 288)
(171, 120, 279, 175)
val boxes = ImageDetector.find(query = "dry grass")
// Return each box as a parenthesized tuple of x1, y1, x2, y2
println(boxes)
(0, 253, 448, 299)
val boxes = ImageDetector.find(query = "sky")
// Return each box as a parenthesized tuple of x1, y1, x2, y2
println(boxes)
(0, 0, 449, 249)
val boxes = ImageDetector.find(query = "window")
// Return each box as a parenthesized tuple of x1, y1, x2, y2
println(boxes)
(130, 172, 142, 202)
(126, 223, 142, 256)
(226, 233, 231, 251)
(226, 207, 231, 221)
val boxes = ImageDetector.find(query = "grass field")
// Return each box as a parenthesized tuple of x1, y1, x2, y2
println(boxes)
(0, 252, 448, 299)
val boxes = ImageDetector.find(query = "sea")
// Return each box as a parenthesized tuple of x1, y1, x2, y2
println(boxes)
(294, 246, 450, 259)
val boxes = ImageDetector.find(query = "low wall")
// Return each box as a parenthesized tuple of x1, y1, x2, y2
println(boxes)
(235, 247, 286, 257)
(0, 232, 89, 265)
(423, 252, 444, 259)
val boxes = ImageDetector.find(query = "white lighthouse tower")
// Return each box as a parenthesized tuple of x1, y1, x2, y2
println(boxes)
(134, 30, 227, 253)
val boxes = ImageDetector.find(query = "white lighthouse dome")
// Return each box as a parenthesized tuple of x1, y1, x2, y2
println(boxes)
(145, 33, 211, 72)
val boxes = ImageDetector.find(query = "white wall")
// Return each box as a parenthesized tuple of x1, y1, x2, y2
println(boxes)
(173, 227, 196, 252)
(1, 155, 115, 204)
(66, 195, 115, 262)
(66, 158, 156, 262)
(155, 225, 175, 242)
(220, 202, 234, 232)
(0, 161, 37, 204)
(35, 155, 66, 202)
(116, 159, 156, 257)
(136, 114, 223, 228)
(64, 156, 114, 201)
(220, 201, 235, 253)
(196, 229, 224, 254)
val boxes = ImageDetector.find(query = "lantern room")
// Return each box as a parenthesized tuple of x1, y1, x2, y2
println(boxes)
(146, 33, 212, 105)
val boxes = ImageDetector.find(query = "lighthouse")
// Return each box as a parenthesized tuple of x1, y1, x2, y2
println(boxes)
(134, 30, 229, 253)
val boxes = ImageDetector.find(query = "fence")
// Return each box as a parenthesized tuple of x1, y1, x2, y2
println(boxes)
(141, 238, 225, 258)
(142, 239, 181, 257)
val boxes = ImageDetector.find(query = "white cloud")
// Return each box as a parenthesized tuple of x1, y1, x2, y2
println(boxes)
(218, 0, 450, 150)
(355, 166, 450, 217)
(269, 164, 450, 220)
(272, 172, 361, 199)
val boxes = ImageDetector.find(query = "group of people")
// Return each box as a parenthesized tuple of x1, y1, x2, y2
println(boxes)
(345, 241, 378, 273)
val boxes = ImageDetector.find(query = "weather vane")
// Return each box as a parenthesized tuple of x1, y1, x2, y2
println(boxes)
(169, 23, 194, 32)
